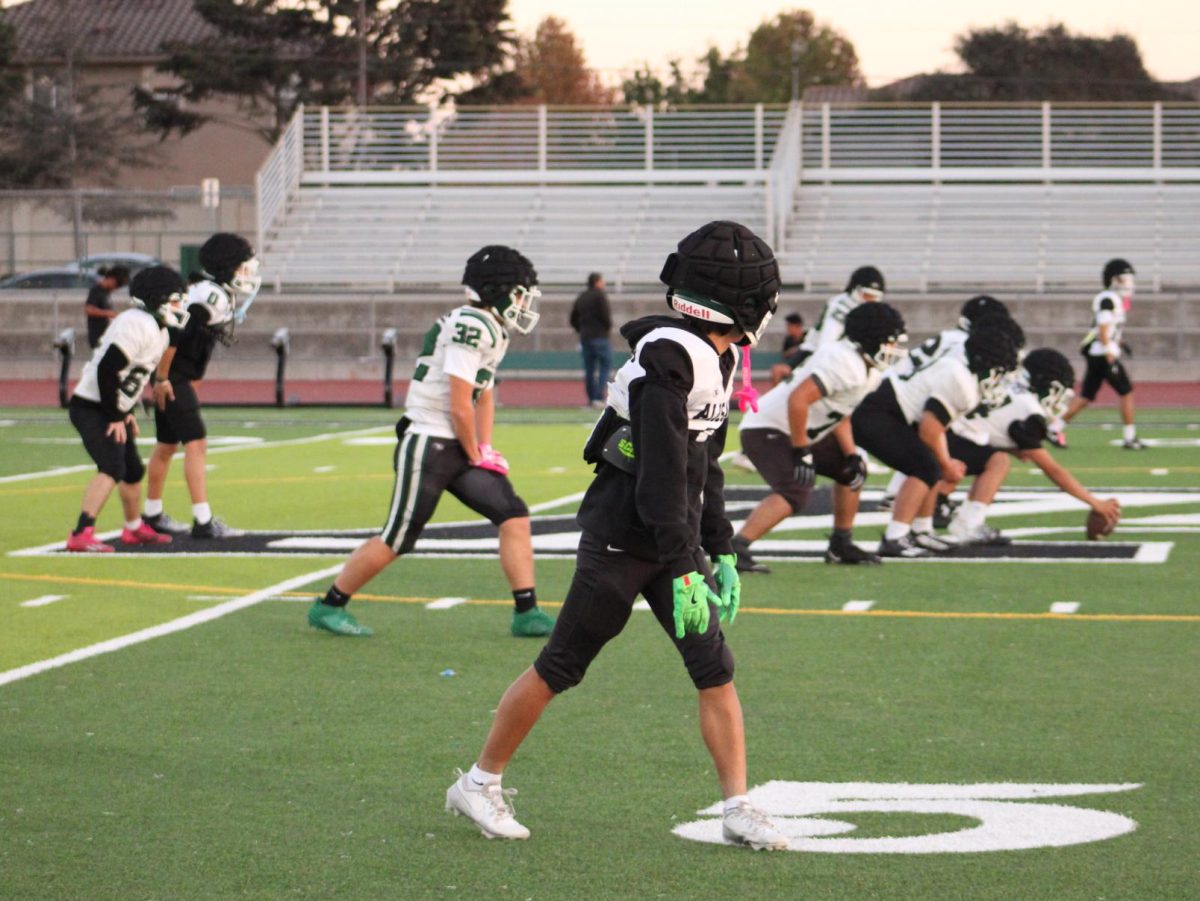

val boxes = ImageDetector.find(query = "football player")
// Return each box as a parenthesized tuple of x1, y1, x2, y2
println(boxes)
(1056, 258, 1142, 449)
(734, 301, 908, 571)
(852, 321, 1019, 557)
(877, 295, 1019, 518)
(307, 246, 554, 638)
(944, 349, 1121, 543)
(446, 222, 787, 850)
(789, 265, 886, 366)
(143, 233, 261, 538)
(65, 267, 189, 552)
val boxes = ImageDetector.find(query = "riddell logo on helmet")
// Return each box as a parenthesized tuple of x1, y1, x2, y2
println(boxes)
(673, 298, 712, 320)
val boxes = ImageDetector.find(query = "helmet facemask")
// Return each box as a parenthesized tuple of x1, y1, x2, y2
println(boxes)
(1111, 273, 1134, 304)
(668, 288, 777, 348)
(1039, 380, 1073, 419)
(977, 368, 1012, 406)
(851, 286, 884, 305)
(868, 334, 907, 370)
(467, 284, 541, 335)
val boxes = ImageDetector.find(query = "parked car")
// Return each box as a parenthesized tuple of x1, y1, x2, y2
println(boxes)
(65, 252, 162, 275)
(0, 268, 98, 290)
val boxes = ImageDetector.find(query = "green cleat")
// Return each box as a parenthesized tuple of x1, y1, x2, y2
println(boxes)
(510, 607, 555, 638)
(307, 600, 374, 637)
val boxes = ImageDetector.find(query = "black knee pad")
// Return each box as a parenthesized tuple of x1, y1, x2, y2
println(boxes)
(682, 634, 735, 690)
(122, 453, 146, 485)
(533, 649, 587, 695)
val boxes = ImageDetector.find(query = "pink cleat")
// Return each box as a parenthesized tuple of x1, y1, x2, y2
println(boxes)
(66, 527, 114, 553)
(120, 522, 173, 546)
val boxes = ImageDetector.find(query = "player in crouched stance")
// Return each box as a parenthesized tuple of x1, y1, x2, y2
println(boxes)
(65, 267, 189, 552)
(733, 301, 908, 572)
(446, 222, 788, 850)
(943, 349, 1120, 543)
(308, 246, 554, 638)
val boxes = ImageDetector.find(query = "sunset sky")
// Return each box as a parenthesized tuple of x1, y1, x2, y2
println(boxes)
(507, 0, 1197, 86)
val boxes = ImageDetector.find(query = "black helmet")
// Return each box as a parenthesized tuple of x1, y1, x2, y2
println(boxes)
(1102, 258, 1135, 287)
(844, 301, 907, 369)
(971, 310, 1026, 351)
(965, 322, 1018, 405)
(959, 294, 1009, 331)
(199, 233, 255, 285)
(130, 265, 188, 328)
(1022, 348, 1076, 418)
(660, 220, 780, 347)
(846, 265, 885, 295)
(462, 245, 540, 334)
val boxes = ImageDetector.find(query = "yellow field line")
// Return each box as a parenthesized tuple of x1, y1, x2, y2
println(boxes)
(3, 571, 1198, 623)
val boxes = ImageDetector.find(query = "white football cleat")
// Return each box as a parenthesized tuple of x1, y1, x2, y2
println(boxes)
(912, 530, 958, 553)
(722, 801, 789, 851)
(445, 770, 530, 840)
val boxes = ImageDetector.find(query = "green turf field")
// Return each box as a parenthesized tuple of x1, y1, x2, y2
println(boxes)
(1, 406, 1198, 899)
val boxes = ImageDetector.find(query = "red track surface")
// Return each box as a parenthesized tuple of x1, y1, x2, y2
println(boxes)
(2, 379, 1197, 408)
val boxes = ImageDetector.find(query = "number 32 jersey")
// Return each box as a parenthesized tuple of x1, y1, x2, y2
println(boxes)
(73, 308, 168, 414)
(404, 305, 509, 438)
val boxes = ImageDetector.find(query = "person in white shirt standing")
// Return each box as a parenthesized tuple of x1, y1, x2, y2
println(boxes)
(307, 246, 554, 639)
(65, 267, 189, 553)
(793, 265, 886, 364)
(734, 302, 907, 571)
(1055, 258, 1142, 450)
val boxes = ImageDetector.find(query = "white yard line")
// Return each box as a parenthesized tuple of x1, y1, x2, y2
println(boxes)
(0, 565, 341, 689)
(843, 600, 876, 612)
(20, 594, 67, 608)
(1050, 602, 1080, 614)
(426, 597, 467, 610)
(0, 426, 391, 485)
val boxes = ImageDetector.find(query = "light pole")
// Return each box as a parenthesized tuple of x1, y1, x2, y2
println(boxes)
(791, 38, 806, 103)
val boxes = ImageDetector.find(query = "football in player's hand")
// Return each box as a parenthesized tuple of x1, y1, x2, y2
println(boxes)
(1086, 508, 1119, 540)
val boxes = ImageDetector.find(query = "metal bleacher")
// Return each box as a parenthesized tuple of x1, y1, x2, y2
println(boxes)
(256, 101, 1200, 296)
(266, 184, 766, 290)
(782, 182, 1200, 293)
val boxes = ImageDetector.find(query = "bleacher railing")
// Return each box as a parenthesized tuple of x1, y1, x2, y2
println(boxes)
(297, 104, 785, 178)
(798, 102, 1200, 181)
(255, 106, 305, 255)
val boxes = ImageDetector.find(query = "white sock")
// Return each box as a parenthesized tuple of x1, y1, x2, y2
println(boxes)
(885, 471, 906, 496)
(964, 501, 988, 529)
(193, 502, 212, 524)
(885, 520, 911, 541)
(1124, 424, 1136, 442)
(125, 518, 142, 531)
(724, 794, 749, 813)
(913, 516, 934, 534)
(467, 764, 501, 789)
(144, 498, 163, 517)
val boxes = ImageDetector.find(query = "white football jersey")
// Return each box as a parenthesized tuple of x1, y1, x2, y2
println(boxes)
(889, 327, 967, 379)
(1083, 290, 1126, 357)
(886, 345, 980, 426)
(798, 291, 859, 354)
(404, 305, 510, 438)
(186, 279, 236, 327)
(73, 308, 168, 414)
(952, 384, 1046, 450)
(608, 326, 735, 442)
(741, 339, 877, 443)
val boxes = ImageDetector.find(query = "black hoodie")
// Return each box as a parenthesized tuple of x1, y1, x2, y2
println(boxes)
(576, 315, 736, 576)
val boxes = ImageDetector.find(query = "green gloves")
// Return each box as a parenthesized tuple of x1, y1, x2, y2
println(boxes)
(672, 571, 718, 639)
(712, 554, 741, 625)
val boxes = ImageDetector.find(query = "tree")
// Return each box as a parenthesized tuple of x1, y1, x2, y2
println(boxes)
(463, 16, 613, 105)
(622, 9, 861, 106)
(148, 0, 515, 142)
(621, 61, 691, 107)
(731, 10, 862, 102)
(888, 23, 1185, 102)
